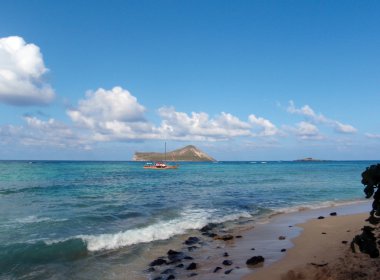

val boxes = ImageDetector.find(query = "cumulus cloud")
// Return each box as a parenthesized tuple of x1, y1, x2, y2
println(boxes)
(157, 107, 253, 141)
(0, 36, 55, 105)
(294, 121, 324, 140)
(248, 114, 279, 136)
(67, 88, 280, 142)
(67, 86, 156, 141)
(287, 101, 357, 134)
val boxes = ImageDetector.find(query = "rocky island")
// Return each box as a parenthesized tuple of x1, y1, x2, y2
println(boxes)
(133, 145, 215, 162)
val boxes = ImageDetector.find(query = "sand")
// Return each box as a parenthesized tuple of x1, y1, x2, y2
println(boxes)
(243, 213, 380, 280)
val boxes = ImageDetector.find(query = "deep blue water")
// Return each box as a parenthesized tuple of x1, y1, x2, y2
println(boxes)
(0, 160, 376, 279)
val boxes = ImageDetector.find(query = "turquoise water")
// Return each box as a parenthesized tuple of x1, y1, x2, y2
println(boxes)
(0, 160, 374, 279)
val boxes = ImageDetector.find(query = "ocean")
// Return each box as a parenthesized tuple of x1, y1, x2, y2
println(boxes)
(0, 160, 375, 279)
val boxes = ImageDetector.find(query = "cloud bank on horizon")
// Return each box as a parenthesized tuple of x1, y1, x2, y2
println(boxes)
(0, 36, 376, 159)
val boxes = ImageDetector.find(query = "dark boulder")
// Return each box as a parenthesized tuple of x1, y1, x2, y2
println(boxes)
(213, 266, 222, 273)
(223, 252, 229, 257)
(184, 237, 200, 245)
(186, 262, 197, 270)
(166, 275, 175, 280)
(225, 269, 233, 274)
(330, 212, 337, 216)
(351, 226, 379, 258)
(222, 260, 233, 266)
(167, 250, 185, 262)
(246, 256, 265, 266)
(200, 223, 217, 232)
(150, 258, 167, 266)
(317, 216, 325, 219)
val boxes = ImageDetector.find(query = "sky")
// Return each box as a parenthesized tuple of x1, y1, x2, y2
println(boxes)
(0, 0, 379, 160)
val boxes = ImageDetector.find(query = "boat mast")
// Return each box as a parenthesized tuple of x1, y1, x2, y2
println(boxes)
(165, 142, 167, 162)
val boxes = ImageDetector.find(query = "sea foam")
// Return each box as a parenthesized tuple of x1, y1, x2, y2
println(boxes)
(76, 208, 252, 252)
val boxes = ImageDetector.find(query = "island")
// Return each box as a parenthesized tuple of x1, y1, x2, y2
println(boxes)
(294, 157, 326, 162)
(133, 145, 216, 162)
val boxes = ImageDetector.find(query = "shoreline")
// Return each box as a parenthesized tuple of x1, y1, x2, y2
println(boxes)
(243, 213, 370, 280)
(145, 200, 374, 280)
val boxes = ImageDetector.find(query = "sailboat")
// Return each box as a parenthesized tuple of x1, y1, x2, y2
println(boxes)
(143, 143, 179, 169)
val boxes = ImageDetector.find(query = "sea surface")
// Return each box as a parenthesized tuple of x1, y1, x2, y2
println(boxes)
(0, 160, 376, 279)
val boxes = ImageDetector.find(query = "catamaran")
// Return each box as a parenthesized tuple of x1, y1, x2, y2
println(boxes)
(143, 143, 178, 169)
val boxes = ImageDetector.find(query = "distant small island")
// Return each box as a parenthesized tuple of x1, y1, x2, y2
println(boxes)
(294, 157, 326, 162)
(133, 145, 216, 162)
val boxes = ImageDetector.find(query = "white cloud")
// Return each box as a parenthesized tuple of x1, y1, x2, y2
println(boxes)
(67, 86, 158, 141)
(0, 116, 91, 149)
(295, 121, 323, 140)
(248, 114, 279, 136)
(157, 107, 253, 141)
(287, 101, 357, 134)
(0, 36, 55, 105)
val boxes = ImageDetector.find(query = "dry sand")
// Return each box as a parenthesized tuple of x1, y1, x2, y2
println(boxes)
(243, 213, 380, 280)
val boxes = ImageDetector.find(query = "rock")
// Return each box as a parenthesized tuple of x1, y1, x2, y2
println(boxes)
(330, 212, 337, 216)
(188, 273, 197, 277)
(213, 266, 222, 273)
(222, 260, 233, 266)
(184, 237, 200, 245)
(167, 250, 185, 262)
(351, 226, 379, 258)
(322, 232, 327, 234)
(153, 277, 163, 280)
(225, 269, 233, 274)
(318, 216, 325, 219)
(251, 248, 255, 250)
(176, 263, 184, 268)
(281, 249, 286, 252)
(207, 233, 217, 238)
(223, 252, 229, 257)
(150, 258, 167, 266)
(166, 275, 175, 280)
(184, 256, 193, 260)
(187, 246, 198, 251)
(186, 262, 197, 270)
(342, 241, 348, 244)
(215, 234, 234, 241)
(235, 235, 242, 238)
(200, 223, 217, 232)
(278, 236, 286, 240)
(246, 256, 265, 266)
(161, 269, 175, 275)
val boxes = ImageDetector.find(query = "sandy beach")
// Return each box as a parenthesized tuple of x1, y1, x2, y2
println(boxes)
(145, 201, 379, 280)
(244, 212, 380, 280)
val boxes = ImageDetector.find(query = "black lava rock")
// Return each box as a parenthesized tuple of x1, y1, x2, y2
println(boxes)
(330, 212, 337, 216)
(351, 226, 379, 258)
(223, 252, 229, 257)
(150, 258, 167, 266)
(166, 275, 175, 280)
(222, 260, 233, 266)
(246, 256, 265, 266)
(213, 266, 222, 273)
(186, 262, 197, 270)
(200, 223, 217, 232)
(225, 269, 233, 275)
(318, 216, 325, 219)
(184, 237, 200, 245)
(176, 263, 184, 268)
(281, 249, 286, 252)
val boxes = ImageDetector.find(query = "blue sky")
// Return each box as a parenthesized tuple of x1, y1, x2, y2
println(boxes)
(0, 0, 379, 160)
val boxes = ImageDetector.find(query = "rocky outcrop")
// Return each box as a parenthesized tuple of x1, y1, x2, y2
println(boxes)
(133, 145, 215, 162)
